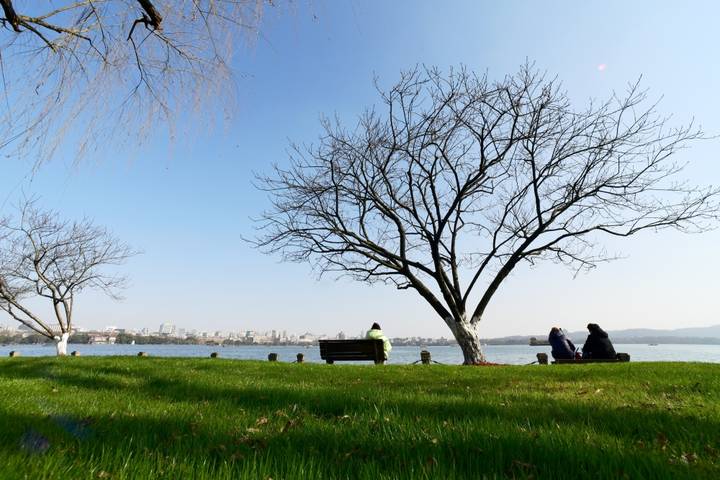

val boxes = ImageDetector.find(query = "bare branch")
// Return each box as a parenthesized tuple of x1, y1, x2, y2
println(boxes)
(0, 0, 21, 32)
(1, 1, 281, 164)
(0, 199, 138, 344)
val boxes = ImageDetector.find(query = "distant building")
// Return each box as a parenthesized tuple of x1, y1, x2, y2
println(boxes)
(15, 324, 37, 337)
(298, 332, 315, 343)
(159, 323, 175, 335)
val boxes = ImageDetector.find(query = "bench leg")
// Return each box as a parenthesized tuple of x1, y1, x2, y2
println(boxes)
(326, 360, 334, 365)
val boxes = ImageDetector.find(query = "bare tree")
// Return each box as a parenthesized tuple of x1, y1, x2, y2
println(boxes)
(0, 0, 282, 162)
(0, 201, 136, 355)
(255, 65, 720, 364)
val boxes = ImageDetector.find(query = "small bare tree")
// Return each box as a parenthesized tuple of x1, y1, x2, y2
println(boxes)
(0, 201, 136, 355)
(255, 66, 720, 364)
(0, 0, 281, 163)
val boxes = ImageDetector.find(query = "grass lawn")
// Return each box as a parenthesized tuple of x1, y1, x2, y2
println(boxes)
(0, 358, 718, 479)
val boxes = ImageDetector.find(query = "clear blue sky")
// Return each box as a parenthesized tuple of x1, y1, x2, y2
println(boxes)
(2, 0, 719, 338)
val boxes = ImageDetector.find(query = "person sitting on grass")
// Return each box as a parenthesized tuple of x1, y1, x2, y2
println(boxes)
(366, 322, 392, 361)
(548, 327, 576, 360)
(582, 323, 617, 359)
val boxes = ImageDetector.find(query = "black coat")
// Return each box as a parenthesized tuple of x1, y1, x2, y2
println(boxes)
(582, 326, 616, 359)
(549, 330, 575, 360)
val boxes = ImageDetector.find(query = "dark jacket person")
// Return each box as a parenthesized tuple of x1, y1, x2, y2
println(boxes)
(582, 323, 617, 359)
(548, 327, 576, 360)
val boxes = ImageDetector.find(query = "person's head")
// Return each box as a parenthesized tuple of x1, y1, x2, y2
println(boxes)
(371, 322, 381, 330)
(587, 323, 600, 332)
(550, 327, 560, 335)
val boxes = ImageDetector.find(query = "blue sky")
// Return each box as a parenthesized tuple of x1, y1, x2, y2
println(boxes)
(2, 0, 719, 338)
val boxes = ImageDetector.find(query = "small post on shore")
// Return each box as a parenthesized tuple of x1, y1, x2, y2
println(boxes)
(137, 351, 148, 357)
(296, 353, 304, 363)
(71, 351, 80, 357)
(210, 352, 219, 358)
(268, 353, 278, 362)
(536, 353, 548, 365)
(9, 350, 20, 357)
(420, 350, 431, 365)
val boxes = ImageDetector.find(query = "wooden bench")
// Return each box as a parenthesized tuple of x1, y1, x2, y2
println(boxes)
(319, 339, 385, 364)
(537, 352, 630, 364)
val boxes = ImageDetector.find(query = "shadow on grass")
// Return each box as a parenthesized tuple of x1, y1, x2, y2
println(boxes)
(0, 359, 717, 479)
(0, 405, 703, 480)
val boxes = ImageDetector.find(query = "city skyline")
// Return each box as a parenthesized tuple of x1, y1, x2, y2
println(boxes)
(0, 320, 456, 346)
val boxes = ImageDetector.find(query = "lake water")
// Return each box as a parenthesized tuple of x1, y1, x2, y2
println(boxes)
(2, 343, 720, 364)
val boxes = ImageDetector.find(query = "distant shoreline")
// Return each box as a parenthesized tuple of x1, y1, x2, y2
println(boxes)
(3, 341, 720, 347)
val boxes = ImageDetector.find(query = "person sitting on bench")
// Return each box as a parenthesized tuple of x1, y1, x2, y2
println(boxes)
(366, 322, 392, 361)
(582, 323, 617, 359)
(548, 327, 576, 360)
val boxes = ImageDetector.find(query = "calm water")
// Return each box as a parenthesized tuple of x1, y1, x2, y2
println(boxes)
(2, 343, 720, 364)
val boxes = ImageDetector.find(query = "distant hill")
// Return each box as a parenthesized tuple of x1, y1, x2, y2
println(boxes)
(607, 325, 720, 338)
(568, 325, 720, 341)
(484, 325, 720, 345)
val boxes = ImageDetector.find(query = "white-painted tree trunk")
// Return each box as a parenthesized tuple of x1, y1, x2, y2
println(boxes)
(447, 318, 486, 364)
(55, 332, 70, 356)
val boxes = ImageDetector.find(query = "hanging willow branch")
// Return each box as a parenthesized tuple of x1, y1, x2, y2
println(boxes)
(0, 0, 284, 163)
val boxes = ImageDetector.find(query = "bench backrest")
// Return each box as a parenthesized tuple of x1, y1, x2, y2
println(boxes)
(319, 339, 384, 363)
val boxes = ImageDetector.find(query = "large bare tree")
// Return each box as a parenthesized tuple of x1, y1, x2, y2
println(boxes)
(255, 66, 720, 364)
(0, 201, 136, 355)
(0, 0, 281, 162)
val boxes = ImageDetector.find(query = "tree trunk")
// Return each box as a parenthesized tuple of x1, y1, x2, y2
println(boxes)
(55, 332, 69, 356)
(448, 320, 486, 364)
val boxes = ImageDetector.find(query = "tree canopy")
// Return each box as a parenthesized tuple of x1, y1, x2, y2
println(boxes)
(0, 200, 136, 354)
(256, 66, 720, 363)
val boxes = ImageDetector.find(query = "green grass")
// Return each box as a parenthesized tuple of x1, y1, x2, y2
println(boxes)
(0, 358, 718, 479)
